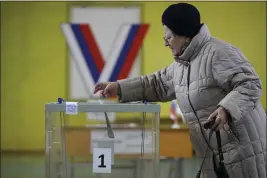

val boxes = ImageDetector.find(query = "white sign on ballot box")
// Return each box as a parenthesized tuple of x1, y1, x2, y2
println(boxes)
(96, 139, 115, 165)
(66, 102, 78, 115)
(93, 148, 112, 173)
(91, 130, 153, 154)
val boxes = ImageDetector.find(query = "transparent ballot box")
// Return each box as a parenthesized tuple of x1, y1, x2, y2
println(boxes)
(45, 101, 160, 178)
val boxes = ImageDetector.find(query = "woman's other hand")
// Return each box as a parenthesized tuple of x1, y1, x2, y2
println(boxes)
(207, 106, 231, 131)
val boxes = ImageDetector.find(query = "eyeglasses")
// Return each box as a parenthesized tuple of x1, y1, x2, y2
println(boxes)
(163, 36, 171, 45)
(163, 32, 174, 45)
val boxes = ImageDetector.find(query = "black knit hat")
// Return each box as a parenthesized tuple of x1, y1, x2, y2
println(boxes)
(162, 3, 202, 38)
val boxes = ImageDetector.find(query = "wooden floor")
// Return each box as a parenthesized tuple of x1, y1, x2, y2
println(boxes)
(1, 154, 198, 178)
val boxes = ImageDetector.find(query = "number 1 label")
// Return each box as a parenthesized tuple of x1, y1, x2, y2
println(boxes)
(93, 148, 112, 173)
(98, 154, 106, 168)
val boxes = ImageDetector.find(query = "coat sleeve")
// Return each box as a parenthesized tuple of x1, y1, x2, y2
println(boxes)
(211, 48, 262, 121)
(117, 62, 176, 103)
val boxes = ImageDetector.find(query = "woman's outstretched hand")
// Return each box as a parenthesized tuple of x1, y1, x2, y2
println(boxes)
(94, 82, 120, 98)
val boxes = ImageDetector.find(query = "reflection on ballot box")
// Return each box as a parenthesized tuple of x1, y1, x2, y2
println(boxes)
(91, 130, 153, 154)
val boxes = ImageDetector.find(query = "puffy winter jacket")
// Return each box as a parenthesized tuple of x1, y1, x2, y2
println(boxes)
(118, 24, 266, 178)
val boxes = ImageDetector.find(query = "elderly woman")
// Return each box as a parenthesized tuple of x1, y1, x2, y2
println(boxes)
(94, 3, 266, 178)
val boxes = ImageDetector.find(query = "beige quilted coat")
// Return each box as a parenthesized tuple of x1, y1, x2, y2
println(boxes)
(118, 24, 266, 178)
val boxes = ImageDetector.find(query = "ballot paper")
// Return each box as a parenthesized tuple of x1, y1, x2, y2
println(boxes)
(86, 100, 116, 121)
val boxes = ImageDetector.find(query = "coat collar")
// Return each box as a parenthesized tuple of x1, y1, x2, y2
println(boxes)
(177, 24, 211, 62)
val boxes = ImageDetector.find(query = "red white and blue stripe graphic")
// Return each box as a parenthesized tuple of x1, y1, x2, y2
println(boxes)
(69, 24, 105, 83)
(61, 23, 149, 91)
(108, 24, 148, 81)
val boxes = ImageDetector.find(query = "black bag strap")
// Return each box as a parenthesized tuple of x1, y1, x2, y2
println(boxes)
(216, 131, 224, 163)
(212, 131, 229, 178)
(197, 131, 229, 178)
(196, 131, 213, 178)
